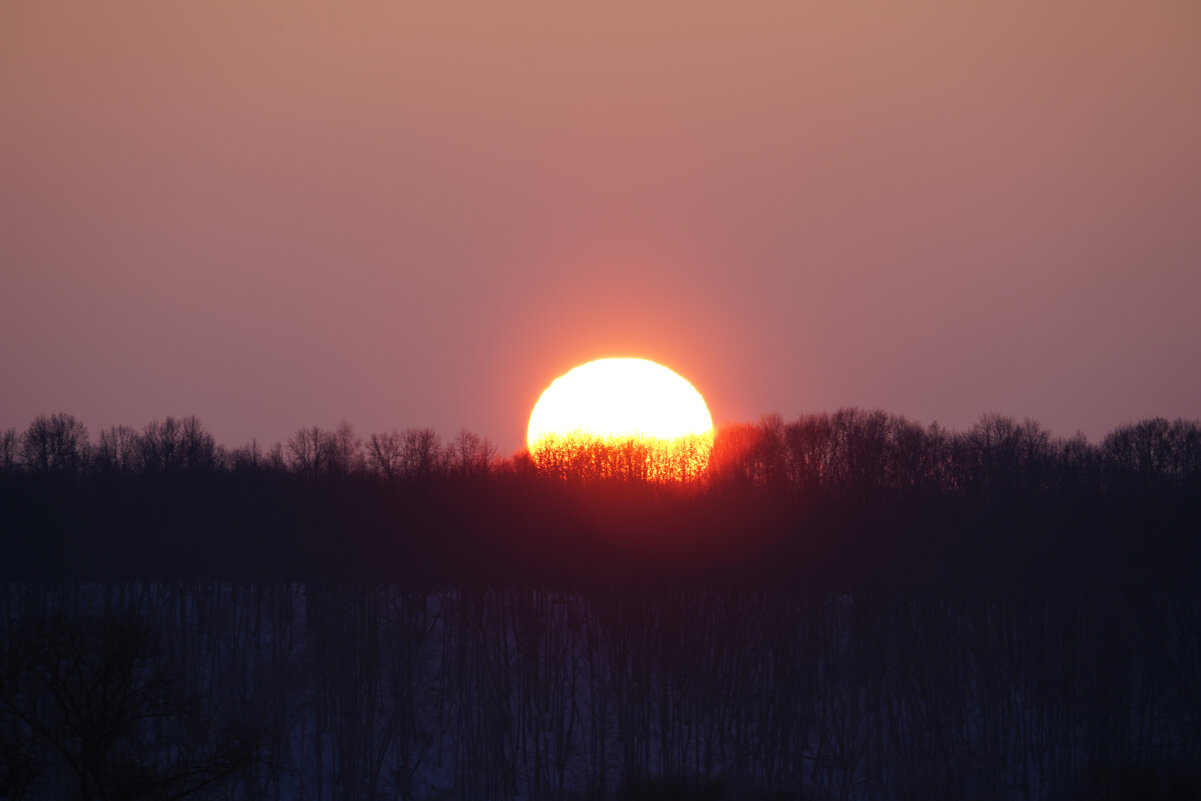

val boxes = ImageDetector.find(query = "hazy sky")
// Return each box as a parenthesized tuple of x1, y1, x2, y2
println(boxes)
(3, 1, 1199, 452)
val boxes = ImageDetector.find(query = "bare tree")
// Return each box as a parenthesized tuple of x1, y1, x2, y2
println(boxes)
(287, 426, 327, 478)
(285, 423, 360, 477)
(710, 422, 764, 487)
(327, 421, 363, 475)
(447, 430, 496, 477)
(18, 413, 88, 474)
(1105, 418, 1169, 470)
(367, 430, 406, 480)
(400, 428, 443, 480)
(967, 413, 1050, 496)
(0, 428, 17, 474)
(94, 424, 141, 473)
(140, 417, 183, 472)
(0, 610, 256, 801)
(179, 415, 216, 471)
(228, 438, 263, 471)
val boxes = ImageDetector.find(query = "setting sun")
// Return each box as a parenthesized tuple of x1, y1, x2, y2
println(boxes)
(527, 358, 714, 480)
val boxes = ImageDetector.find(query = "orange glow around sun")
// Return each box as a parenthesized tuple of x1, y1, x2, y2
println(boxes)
(527, 358, 714, 481)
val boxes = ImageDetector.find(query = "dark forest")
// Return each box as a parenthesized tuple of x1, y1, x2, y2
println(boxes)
(2, 410, 1199, 800)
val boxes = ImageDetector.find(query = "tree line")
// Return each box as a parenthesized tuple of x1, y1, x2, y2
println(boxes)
(3, 409, 1198, 491)
(0, 414, 498, 481)
(1, 409, 1198, 586)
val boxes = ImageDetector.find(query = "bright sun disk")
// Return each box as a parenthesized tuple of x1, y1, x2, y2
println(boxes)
(527, 358, 714, 480)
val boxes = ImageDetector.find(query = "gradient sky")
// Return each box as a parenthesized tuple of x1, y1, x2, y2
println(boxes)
(3, 1, 1199, 453)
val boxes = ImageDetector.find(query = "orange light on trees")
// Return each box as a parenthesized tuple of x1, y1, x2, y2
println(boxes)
(527, 358, 714, 481)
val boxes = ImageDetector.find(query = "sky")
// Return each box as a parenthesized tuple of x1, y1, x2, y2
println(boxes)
(2, 1, 1199, 453)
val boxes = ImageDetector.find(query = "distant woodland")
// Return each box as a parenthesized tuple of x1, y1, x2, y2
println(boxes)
(2, 411, 1200, 800)
(1, 409, 1198, 586)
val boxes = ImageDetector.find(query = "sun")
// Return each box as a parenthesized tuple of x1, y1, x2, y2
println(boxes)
(527, 358, 714, 480)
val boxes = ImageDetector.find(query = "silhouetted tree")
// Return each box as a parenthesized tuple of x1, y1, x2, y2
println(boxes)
(227, 438, 264, 472)
(782, 413, 837, 493)
(0, 609, 256, 800)
(287, 425, 329, 478)
(326, 421, 363, 475)
(966, 413, 1051, 497)
(447, 430, 497, 478)
(18, 413, 88, 475)
(178, 415, 217, 471)
(367, 429, 406, 480)
(285, 422, 362, 479)
(1101, 417, 1201, 494)
(139, 415, 214, 473)
(265, 441, 287, 472)
(709, 421, 761, 488)
(0, 429, 17, 475)
(93, 424, 141, 473)
(400, 427, 443, 480)
(140, 416, 183, 472)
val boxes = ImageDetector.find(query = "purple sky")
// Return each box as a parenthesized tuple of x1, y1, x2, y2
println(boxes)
(3, 1, 1199, 453)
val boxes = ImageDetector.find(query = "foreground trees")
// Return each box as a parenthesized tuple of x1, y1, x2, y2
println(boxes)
(0, 606, 256, 800)
(1, 584, 1198, 800)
